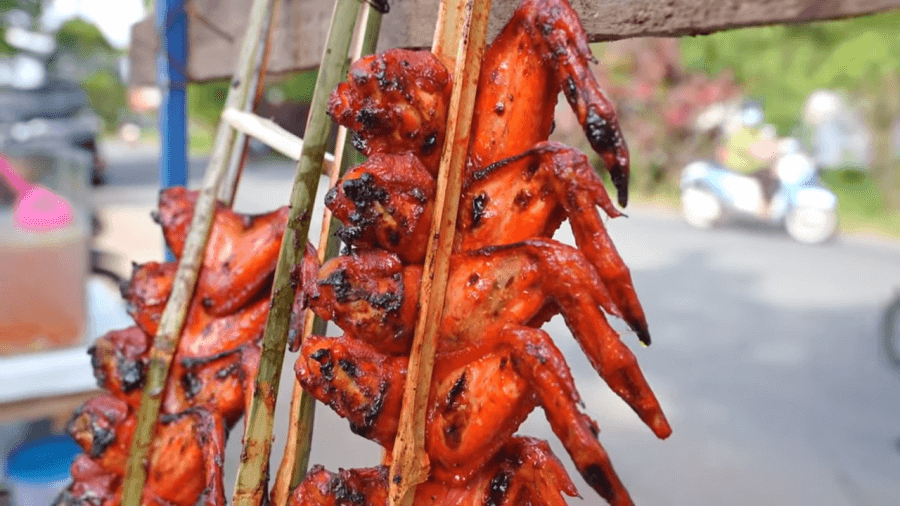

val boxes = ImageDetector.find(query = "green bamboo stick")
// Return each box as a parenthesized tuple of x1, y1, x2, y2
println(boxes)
(231, 0, 362, 504)
(219, 0, 282, 207)
(274, 7, 384, 498)
(121, 1, 275, 504)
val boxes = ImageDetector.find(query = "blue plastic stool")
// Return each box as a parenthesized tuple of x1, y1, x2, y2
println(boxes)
(6, 435, 80, 506)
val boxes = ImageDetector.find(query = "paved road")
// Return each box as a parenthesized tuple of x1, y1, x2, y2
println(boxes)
(97, 143, 900, 505)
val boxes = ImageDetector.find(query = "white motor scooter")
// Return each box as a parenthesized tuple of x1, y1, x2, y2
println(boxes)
(679, 141, 839, 245)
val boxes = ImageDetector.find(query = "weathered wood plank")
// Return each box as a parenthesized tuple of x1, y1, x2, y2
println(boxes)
(129, 0, 900, 85)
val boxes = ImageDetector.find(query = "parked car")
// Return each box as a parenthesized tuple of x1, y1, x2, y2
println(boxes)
(0, 79, 106, 185)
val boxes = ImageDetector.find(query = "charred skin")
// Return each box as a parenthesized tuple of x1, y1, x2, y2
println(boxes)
(295, 240, 669, 501)
(461, 142, 650, 344)
(124, 261, 269, 359)
(55, 455, 122, 506)
(290, 465, 390, 506)
(88, 326, 150, 408)
(325, 153, 436, 264)
(69, 173, 283, 502)
(66, 395, 226, 506)
(67, 395, 135, 475)
(116, 260, 268, 423)
(321, 143, 651, 343)
(304, 249, 422, 356)
(289, 437, 578, 506)
(296, 335, 406, 448)
(156, 186, 288, 315)
(324, 10, 647, 341)
(448, 239, 667, 437)
(328, 49, 452, 172)
(519, 0, 630, 205)
(307, 0, 657, 499)
(328, 2, 629, 205)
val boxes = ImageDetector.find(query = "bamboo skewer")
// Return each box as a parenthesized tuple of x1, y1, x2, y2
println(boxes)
(121, 0, 277, 503)
(268, 122, 346, 506)
(219, 0, 281, 207)
(388, 0, 493, 504)
(231, 0, 362, 503)
(221, 108, 336, 171)
(270, 5, 383, 504)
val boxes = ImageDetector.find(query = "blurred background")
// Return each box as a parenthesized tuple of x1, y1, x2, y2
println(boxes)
(0, 0, 898, 504)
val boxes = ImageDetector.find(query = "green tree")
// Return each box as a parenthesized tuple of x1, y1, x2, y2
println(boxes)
(81, 69, 127, 131)
(55, 18, 115, 58)
(681, 10, 900, 134)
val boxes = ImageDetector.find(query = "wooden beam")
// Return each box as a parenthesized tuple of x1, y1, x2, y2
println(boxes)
(128, 0, 900, 85)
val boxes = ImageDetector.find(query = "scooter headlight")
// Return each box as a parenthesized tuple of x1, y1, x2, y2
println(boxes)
(774, 154, 815, 186)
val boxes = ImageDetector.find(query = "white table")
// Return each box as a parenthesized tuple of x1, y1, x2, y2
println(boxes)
(0, 279, 132, 424)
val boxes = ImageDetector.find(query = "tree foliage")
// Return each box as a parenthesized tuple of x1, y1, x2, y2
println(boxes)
(55, 18, 116, 58)
(680, 10, 900, 134)
(82, 69, 127, 131)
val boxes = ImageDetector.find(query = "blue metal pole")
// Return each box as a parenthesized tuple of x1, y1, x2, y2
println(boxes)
(157, 0, 188, 260)
(156, 0, 188, 189)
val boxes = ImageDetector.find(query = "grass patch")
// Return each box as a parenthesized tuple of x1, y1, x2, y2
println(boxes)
(820, 169, 900, 238)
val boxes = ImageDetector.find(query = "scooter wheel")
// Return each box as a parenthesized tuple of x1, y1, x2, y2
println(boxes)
(784, 206, 837, 245)
(681, 187, 722, 229)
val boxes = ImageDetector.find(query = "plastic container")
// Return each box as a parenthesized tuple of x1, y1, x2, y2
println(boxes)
(5, 435, 80, 506)
(0, 145, 90, 356)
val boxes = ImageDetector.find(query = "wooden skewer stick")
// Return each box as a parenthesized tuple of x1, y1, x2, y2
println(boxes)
(221, 108, 336, 172)
(270, 9, 383, 505)
(218, 0, 281, 207)
(388, 0, 492, 504)
(231, 0, 363, 503)
(121, 0, 277, 504)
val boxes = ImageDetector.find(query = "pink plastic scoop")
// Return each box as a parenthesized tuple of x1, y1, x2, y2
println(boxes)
(0, 154, 74, 232)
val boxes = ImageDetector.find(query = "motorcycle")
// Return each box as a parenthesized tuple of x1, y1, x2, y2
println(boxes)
(679, 141, 839, 245)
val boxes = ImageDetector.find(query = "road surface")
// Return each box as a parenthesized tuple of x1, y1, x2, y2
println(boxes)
(96, 143, 900, 504)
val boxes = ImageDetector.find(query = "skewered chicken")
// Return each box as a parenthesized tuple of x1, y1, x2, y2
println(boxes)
(289, 437, 578, 506)
(59, 0, 669, 503)
(58, 189, 286, 506)
(292, 0, 668, 504)
(327, 0, 648, 343)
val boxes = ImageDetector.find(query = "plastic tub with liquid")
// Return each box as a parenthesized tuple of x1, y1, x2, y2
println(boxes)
(0, 146, 90, 356)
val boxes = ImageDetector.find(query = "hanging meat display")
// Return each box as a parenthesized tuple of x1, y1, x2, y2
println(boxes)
(57, 0, 668, 504)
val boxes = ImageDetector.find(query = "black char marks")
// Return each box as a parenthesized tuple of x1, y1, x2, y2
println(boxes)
(319, 269, 352, 303)
(422, 133, 438, 155)
(181, 371, 201, 399)
(445, 372, 467, 411)
(89, 425, 116, 459)
(584, 106, 617, 156)
(486, 469, 513, 506)
(349, 381, 388, 439)
(584, 463, 616, 502)
(367, 290, 402, 313)
(311, 348, 335, 382)
(338, 359, 358, 378)
(327, 475, 366, 504)
(355, 108, 381, 130)
(118, 358, 144, 392)
(472, 192, 489, 228)
(341, 172, 387, 208)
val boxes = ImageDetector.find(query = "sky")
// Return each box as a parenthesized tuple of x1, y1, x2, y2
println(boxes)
(40, 0, 147, 49)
